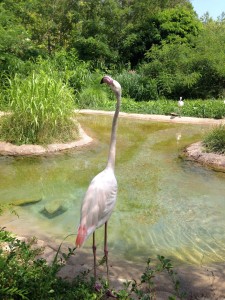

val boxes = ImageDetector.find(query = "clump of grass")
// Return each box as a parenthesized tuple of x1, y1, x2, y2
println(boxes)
(77, 86, 108, 109)
(0, 71, 78, 145)
(76, 73, 110, 109)
(203, 124, 225, 154)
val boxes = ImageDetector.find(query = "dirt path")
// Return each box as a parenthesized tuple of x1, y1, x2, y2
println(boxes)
(80, 109, 225, 125)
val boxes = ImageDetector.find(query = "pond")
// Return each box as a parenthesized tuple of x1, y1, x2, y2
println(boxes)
(1, 114, 225, 266)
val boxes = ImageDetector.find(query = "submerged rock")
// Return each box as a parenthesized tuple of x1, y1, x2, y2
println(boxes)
(14, 198, 42, 206)
(40, 199, 67, 219)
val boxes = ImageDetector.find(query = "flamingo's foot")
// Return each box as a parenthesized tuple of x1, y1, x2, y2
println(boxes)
(94, 282, 102, 292)
(94, 283, 117, 298)
(106, 289, 117, 298)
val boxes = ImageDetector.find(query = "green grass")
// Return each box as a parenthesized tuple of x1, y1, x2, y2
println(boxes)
(0, 71, 78, 145)
(203, 125, 225, 154)
(77, 92, 225, 120)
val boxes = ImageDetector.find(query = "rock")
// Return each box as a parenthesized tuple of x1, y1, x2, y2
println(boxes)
(14, 198, 42, 206)
(182, 141, 225, 172)
(40, 199, 67, 219)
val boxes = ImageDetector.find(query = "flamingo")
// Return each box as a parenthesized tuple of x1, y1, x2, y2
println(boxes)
(178, 96, 184, 117)
(75, 76, 121, 279)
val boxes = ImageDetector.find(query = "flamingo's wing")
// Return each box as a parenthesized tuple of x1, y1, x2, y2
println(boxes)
(94, 170, 118, 228)
(76, 169, 117, 247)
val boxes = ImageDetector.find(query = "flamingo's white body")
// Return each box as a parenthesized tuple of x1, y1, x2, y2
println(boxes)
(76, 167, 117, 246)
(178, 96, 184, 117)
(178, 96, 184, 107)
(75, 76, 121, 278)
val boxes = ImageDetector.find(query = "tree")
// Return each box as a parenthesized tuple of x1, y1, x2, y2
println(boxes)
(119, 2, 197, 66)
(152, 6, 202, 45)
(141, 15, 225, 99)
(190, 19, 225, 98)
(142, 43, 200, 98)
(0, 2, 34, 79)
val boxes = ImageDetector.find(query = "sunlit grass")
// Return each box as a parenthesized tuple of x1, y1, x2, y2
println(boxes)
(0, 71, 78, 145)
(203, 125, 225, 154)
(77, 92, 225, 119)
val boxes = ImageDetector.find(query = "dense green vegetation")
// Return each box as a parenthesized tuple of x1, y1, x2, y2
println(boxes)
(0, 1, 224, 297)
(0, 227, 185, 300)
(0, 0, 225, 103)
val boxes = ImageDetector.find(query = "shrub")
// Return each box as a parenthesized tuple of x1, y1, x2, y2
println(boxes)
(0, 228, 96, 300)
(40, 50, 93, 94)
(0, 71, 78, 145)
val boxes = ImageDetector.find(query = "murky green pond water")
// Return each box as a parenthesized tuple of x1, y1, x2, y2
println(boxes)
(1, 114, 225, 265)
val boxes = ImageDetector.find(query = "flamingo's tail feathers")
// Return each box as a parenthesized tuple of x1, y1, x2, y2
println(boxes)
(75, 225, 87, 248)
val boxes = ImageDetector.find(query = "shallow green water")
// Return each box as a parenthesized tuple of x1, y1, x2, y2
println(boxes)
(1, 114, 225, 265)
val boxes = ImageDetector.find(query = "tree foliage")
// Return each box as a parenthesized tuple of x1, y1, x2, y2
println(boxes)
(0, 0, 225, 99)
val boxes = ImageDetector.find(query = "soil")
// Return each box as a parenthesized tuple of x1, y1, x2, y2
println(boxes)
(1, 110, 225, 299)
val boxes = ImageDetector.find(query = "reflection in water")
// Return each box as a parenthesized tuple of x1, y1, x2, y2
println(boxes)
(1, 114, 225, 266)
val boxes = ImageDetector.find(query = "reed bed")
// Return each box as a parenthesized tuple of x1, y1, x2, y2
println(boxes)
(0, 71, 78, 145)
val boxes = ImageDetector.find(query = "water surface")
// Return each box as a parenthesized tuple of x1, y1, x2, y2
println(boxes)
(1, 114, 225, 266)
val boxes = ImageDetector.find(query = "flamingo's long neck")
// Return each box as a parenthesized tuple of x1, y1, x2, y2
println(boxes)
(106, 92, 121, 170)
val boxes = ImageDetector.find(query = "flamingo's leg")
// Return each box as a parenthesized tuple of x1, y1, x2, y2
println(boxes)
(104, 222, 109, 279)
(93, 231, 97, 280)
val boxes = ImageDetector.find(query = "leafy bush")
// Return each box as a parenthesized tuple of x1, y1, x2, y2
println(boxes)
(203, 125, 225, 154)
(0, 70, 78, 145)
(41, 50, 93, 95)
(77, 86, 109, 109)
(181, 100, 225, 119)
(0, 227, 184, 300)
(0, 228, 96, 300)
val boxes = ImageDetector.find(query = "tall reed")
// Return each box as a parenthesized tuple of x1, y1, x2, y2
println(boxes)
(0, 71, 78, 145)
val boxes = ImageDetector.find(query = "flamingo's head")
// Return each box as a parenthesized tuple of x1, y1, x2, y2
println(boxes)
(100, 75, 113, 85)
(101, 76, 121, 97)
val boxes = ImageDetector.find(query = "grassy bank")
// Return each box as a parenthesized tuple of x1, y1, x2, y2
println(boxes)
(77, 96, 225, 120)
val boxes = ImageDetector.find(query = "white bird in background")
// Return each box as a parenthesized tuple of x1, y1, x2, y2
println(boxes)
(75, 76, 121, 279)
(178, 96, 184, 117)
